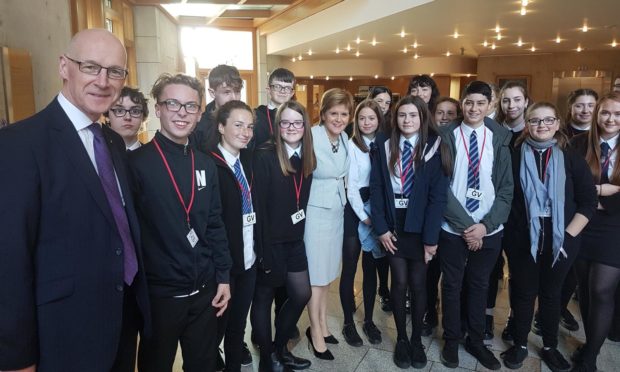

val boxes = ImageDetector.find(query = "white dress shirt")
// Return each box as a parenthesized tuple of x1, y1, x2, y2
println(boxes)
(389, 134, 419, 195)
(285, 142, 302, 158)
(347, 136, 374, 221)
(601, 133, 619, 180)
(503, 120, 525, 133)
(127, 140, 142, 151)
(442, 123, 503, 236)
(218, 144, 256, 270)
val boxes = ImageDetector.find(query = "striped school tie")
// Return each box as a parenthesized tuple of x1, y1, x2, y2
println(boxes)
(402, 140, 414, 197)
(466, 131, 480, 212)
(233, 159, 252, 214)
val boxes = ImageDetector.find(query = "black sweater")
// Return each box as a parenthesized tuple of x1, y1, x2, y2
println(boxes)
(252, 145, 312, 272)
(191, 100, 217, 153)
(210, 147, 255, 275)
(503, 142, 597, 252)
(129, 132, 231, 297)
(253, 105, 277, 148)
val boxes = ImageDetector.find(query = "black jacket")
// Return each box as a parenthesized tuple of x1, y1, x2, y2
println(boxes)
(253, 105, 277, 148)
(129, 132, 231, 297)
(209, 147, 255, 275)
(191, 100, 217, 153)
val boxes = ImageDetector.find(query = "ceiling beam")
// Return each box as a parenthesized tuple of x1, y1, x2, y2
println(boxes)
(177, 15, 254, 28)
(257, 0, 343, 35)
(220, 9, 272, 18)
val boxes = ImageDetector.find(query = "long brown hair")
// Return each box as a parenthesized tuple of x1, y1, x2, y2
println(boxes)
(351, 99, 383, 153)
(388, 95, 445, 175)
(585, 92, 620, 184)
(564, 88, 598, 126)
(517, 101, 569, 149)
(495, 80, 531, 125)
(273, 100, 317, 178)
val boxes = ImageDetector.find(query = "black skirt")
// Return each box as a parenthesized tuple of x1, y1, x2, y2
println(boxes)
(256, 240, 308, 287)
(579, 210, 620, 269)
(393, 207, 424, 261)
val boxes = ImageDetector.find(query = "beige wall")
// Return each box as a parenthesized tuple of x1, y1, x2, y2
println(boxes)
(0, 0, 71, 111)
(477, 50, 620, 102)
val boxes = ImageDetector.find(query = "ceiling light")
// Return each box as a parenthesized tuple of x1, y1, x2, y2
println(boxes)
(298, 54, 303, 60)
(520, 7, 526, 16)
(497, 33, 502, 40)
(612, 40, 618, 47)
(467, 74, 471, 77)
(292, 57, 296, 62)
(430, 73, 435, 77)
(391, 76, 395, 80)
(577, 45, 582, 52)
(412, 41, 418, 48)
(517, 38, 523, 47)
(582, 23, 588, 32)
(483, 40, 488, 47)
(491, 43, 496, 50)
(355, 51, 360, 57)
(446, 51, 451, 57)
(556, 36, 561, 43)
(310, 75, 313, 79)
(374, 75, 378, 79)
(400, 30, 406, 38)
(336, 47, 340, 54)
(346, 44, 351, 51)
(325, 76, 329, 81)
(495, 24, 501, 33)
(521, 0, 528, 6)
(414, 53, 419, 59)
(371, 38, 377, 46)
(356, 37, 361, 44)
(403, 47, 408, 53)
(349, 76, 353, 81)
(308, 49, 312, 56)
(453, 31, 459, 39)
(531, 45, 536, 52)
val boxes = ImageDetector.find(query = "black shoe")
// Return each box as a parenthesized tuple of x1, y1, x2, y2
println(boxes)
(541, 347, 571, 372)
(570, 344, 584, 363)
(570, 360, 596, 372)
(362, 321, 382, 344)
(561, 309, 580, 331)
(465, 338, 500, 370)
(240, 342, 253, 366)
(380, 294, 392, 312)
(532, 312, 542, 336)
(259, 352, 293, 372)
(306, 327, 334, 360)
(608, 331, 620, 342)
(410, 341, 427, 369)
(421, 312, 438, 337)
(484, 315, 495, 340)
(342, 322, 363, 347)
(405, 299, 411, 313)
(441, 340, 459, 368)
(502, 317, 515, 342)
(393, 339, 412, 369)
(324, 334, 339, 344)
(276, 344, 311, 370)
(500, 345, 528, 369)
(216, 348, 225, 371)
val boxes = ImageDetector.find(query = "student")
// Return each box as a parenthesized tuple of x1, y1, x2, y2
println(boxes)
(251, 100, 316, 372)
(129, 73, 232, 372)
(485, 80, 531, 341)
(106, 86, 149, 151)
(564, 89, 599, 138)
(408, 74, 440, 113)
(499, 102, 596, 371)
(207, 100, 257, 372)
(254, 68, 296, 147)
(340, 99, 385, 347)
(439, 81, 513, 371)
(571, 92, 620, 372)
(370, 95, 449, 369)
(433, 96, 461, 127)
(304, 88, 352, 360)
(192, 64, 243, 152)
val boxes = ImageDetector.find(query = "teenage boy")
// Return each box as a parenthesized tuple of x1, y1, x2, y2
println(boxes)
(129, 73, 232, 372)
(192, 64, 243, 152)
(105, 86, 149, 151)
(254, 68, 296, 147)
(439, 81, 513, 370)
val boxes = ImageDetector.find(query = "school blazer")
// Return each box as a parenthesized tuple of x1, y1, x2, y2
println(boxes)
(370, 132, 450, 246)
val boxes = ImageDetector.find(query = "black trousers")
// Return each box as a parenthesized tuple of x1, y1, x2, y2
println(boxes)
(111, 284, 143, 372)
(217, 265, 256, 372)
(425, 250, 441, 319)
(138, 281, 217, 372)
(439, 230, 502, 342)
(506, 220, 580, 348)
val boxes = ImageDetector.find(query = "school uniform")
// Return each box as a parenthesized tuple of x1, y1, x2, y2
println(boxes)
(191, 100, 217, 153)
(128, 131, 231, 372)
(210, 145, 257, 372)
(253, 104, 278, 148)
(565, 122, 590, 139)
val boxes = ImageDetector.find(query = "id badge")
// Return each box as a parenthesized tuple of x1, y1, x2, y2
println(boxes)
(243, 212, 257, 226)
(394, 198, 409, 209)
(542, 200, 552, 217)
(466, 188, 483, 200)
(291, 209, 305, 224)
(187, 228, 199, 248)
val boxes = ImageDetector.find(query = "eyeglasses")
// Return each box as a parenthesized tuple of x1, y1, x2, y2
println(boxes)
(270, 84, 294, 94)
(279, 120, 304, 129)
(110, 107, 144, 118)
(64, 55, 128, 80)
(157, 99, 201, 114)
(527, 117, 557, 126)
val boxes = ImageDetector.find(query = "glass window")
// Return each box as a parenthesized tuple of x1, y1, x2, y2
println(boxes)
(180, 27, 253, 71)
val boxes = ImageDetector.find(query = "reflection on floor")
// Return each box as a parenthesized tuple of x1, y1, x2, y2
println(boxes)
(171, 265, 620, 371)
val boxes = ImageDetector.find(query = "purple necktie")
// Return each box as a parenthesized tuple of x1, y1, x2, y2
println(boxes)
(89, 123, 138, 285)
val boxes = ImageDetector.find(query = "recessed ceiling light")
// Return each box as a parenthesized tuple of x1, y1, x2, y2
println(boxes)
(520, 7, 526, 16)
(556, 36, 561, 43)
(414, 53, 419, 59)
(336, 47, 340, 54)
(412, 41, 418, 48)
(446, 51, 451, 57)
(326, 76, 329, 81)
(298, 54, 303, 60)
(491, 43, 496, 50)
(372, 38, 377, 46)
(349, 76, 353, 81)
(453, 31, 459, 39)
(495, 24, 501, 33)
(400, 30, 406, 38)
(391, 76, 395, 80)
(310, 75, 313, 79)
(374, 74, 379, 79)
(308, 49, 312, 56)
(356, 37, 361, 44)
(577, 45, 582, 52)
(403, 47, 408, 53)
(355, 51, 360, 57)
(612, 40, 618, 48)
(467, 74, 471, 77)
(483, 40, 489, 47)
(517, 38, 523, 47)
(521, 0, 528, 6)
(497, 33, 502, 41)
(430, 73, 435, 77)
(531, 45, 536, 52)
(582, 23, 588, 32)
(346, 44, 351, 51)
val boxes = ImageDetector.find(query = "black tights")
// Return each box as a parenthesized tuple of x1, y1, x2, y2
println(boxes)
(376, 256, 390, 297)
(251, 270, 311, 361)
(339, 236, 379, 324)
(389, 255, 427, 343)
(575, 259, 620, 366)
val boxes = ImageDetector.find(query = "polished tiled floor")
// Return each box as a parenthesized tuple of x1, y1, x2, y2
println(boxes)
(172, 263, 620, 371)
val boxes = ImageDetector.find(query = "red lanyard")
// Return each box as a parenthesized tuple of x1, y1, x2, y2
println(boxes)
(292, 171, 303, 210)
(210, 151, 253, 197)
(266, 108, 273, 135)
(397, 144, 415, 195)
(153, 138, 195, 229)
(459, 126, 487, 179)
(532, 147, 553, 183)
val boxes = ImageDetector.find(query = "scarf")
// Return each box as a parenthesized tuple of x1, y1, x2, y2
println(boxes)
(520, 138, 566, 266)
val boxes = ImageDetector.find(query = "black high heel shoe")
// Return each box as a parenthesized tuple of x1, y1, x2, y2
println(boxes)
(306, 327, 334, 360)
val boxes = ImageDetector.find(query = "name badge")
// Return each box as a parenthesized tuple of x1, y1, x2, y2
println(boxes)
(395, 198, 409, 209)
(541, 200, 552, 217)
(466, 188, 483, 200)
(291, 209, 305, 224)
(187, 228, 199, 248)
(243, 212, 257, 226)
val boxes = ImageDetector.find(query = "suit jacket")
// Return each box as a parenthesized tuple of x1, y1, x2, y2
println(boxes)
(307, 125, 349, 209)
(0, 98, 150, 371)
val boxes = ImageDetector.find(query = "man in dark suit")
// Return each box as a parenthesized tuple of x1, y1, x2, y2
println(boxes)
(0, 28, 149, 372)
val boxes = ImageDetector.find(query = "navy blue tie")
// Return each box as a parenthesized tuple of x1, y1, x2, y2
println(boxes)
(466, 131, 480, 212)
(601, 142, 611, 184)
(233, 159, 252, 214)
(402, 141, 414, 197)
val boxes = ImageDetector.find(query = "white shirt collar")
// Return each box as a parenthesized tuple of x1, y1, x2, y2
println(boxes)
(600, 133, 619, 149)
(57, 92, 96, 131)
(267, 102, 278, 110)
(460, 121, 485, 137)
(126, 140, 141, 151)
(503, 121, 525, 132)
(217, 143, 239, 167)
(571, 122, 590, 131)
(399, 133, 419, 149)
(362, 135, 375, 146)
(285, 142, 302, 158)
